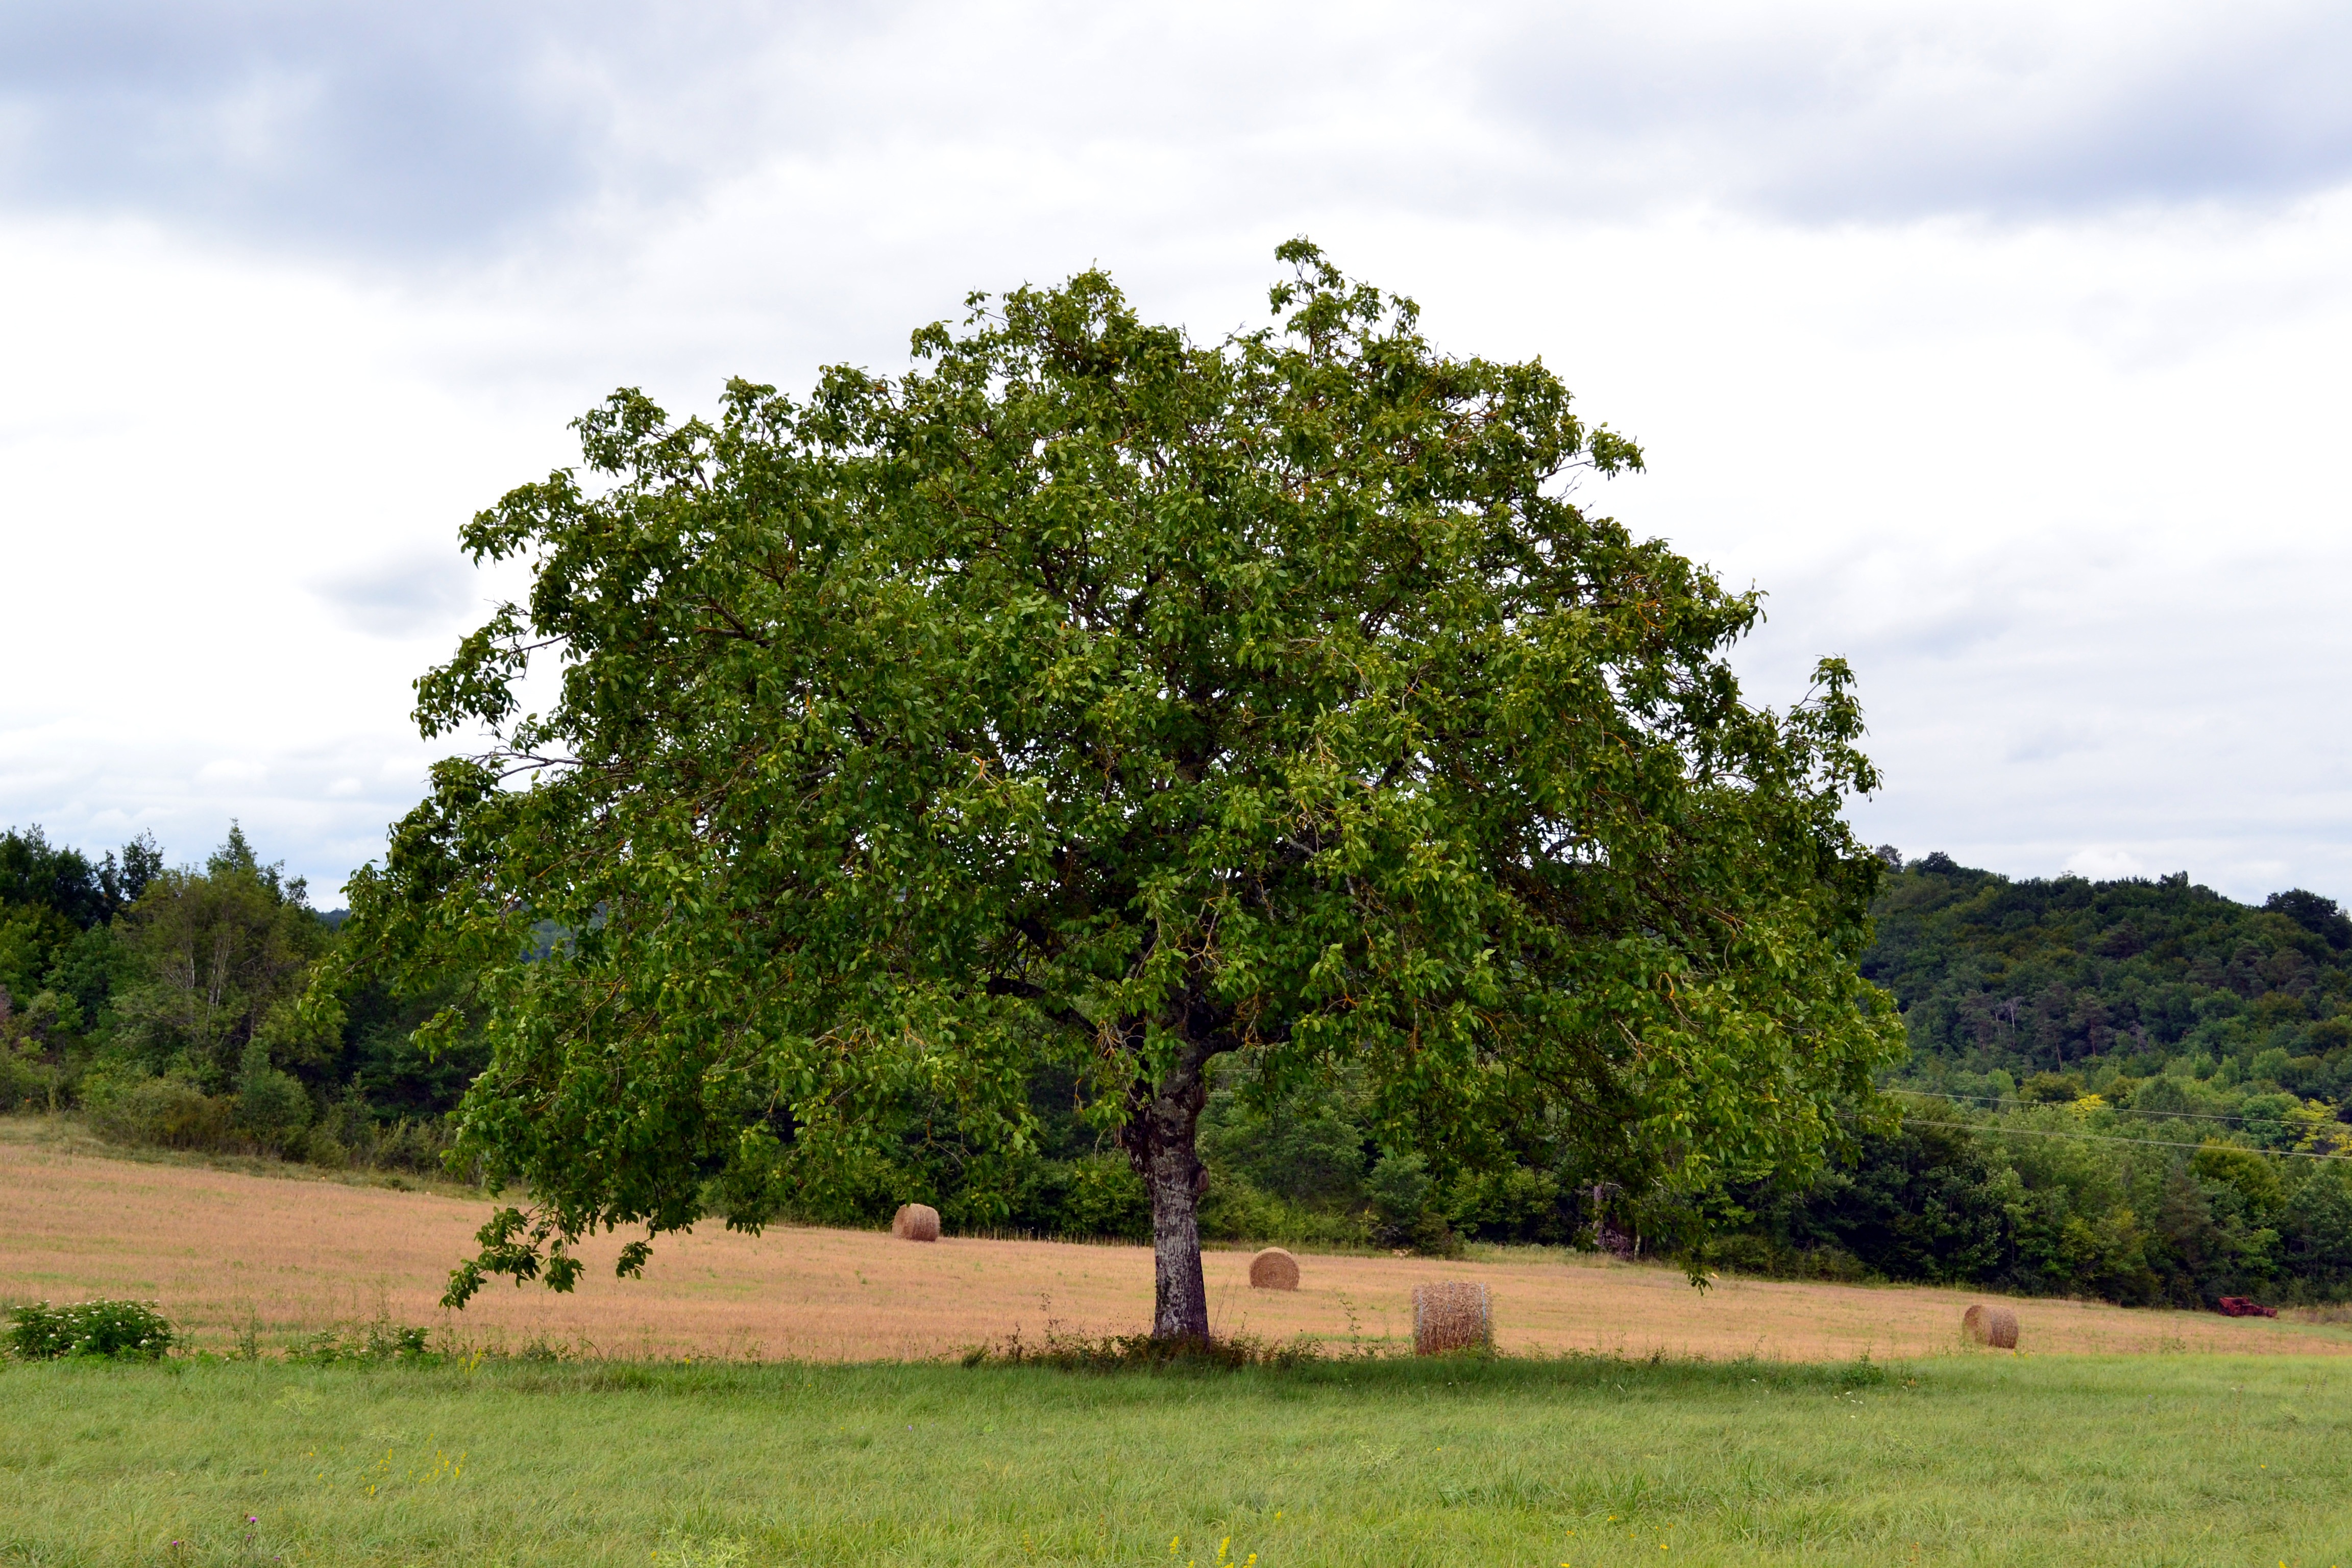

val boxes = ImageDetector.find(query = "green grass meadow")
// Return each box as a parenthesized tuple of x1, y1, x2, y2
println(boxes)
(3, 1353, 2347, 1567)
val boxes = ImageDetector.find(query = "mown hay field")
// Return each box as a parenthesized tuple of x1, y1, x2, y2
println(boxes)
(7, 1118, 2348, 1362)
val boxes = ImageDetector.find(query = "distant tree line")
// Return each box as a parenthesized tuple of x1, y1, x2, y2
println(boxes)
(0, 823, 471, 1173)
(9, 822, 2350, 1306)
(0, 819, 1697, 1254)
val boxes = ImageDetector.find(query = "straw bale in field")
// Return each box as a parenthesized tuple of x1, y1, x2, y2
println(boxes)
(1962, 1303, 2018, 1349)
(891, 1203, 940, 1242)
(1248, 1247, 1300, 1291)
(1412, 1280, 1491, 1355)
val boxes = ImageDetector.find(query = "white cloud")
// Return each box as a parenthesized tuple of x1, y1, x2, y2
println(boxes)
(2066, 846, 2151, 881)
(309, 550, 480, 639)
(1484, 2, 2352, 219)
(1, 2, 2348, 906)
(8, 1, 2352, 259)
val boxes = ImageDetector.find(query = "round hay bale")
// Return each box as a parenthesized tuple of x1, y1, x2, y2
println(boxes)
(1963, 1303, 2018, 1349)
(1248, 1247, 1301, 1291)
(891, 1203, 940, 1242)
(1412, 1281, 1493, 1356)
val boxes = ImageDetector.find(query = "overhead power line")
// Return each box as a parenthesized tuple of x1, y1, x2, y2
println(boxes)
(1900, 1119, 2352, 1164)
(1888, 1087, 2327, 1131)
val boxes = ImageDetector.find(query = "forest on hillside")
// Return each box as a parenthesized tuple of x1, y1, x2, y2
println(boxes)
(6, 824, 2349, 1307)
(1719, 851, 2352, 1305)
(1867, 849, 2352, 1102)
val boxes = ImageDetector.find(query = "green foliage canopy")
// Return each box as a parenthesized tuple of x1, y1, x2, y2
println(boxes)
(0, 824, 158, 1012)
(335, 244, 1901, 1336)
(110, 824, 332, 1087)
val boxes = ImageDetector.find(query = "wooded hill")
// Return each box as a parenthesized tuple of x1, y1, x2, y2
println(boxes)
(1867, 851, 2352, 1106)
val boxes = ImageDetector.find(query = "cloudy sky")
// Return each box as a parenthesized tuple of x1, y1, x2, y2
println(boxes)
(4, 0, 2348, 905)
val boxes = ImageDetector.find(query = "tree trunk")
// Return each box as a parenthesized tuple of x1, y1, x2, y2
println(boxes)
(1120, 1040, 1214, 1341)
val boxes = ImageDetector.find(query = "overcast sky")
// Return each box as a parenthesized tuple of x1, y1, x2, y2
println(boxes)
(4, 0, 2348, 906)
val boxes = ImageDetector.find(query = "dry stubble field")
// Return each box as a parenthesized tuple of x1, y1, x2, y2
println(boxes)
(6, 1118, 2348, 1362)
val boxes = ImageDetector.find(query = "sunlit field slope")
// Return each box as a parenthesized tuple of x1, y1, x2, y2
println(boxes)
(7, 1118, 2347, 1362)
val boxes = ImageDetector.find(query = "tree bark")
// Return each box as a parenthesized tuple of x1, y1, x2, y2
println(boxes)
(1120, 1038, 1214, 1341)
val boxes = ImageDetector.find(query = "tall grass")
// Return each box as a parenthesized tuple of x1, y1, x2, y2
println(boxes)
(3, 1353, 2347, 1565)
(1, 1109, 472, 1195)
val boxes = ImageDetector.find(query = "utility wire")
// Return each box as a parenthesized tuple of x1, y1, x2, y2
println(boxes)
(1900, 1119, 2352, 1164)
(1888, 1087, 2322, 1130)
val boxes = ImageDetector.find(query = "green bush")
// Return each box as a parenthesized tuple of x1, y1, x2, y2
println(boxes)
(1196, 1172, 1370, 1248)
(0, 988, 71, 1111)
(7, 1298, 174, 1360)
(1445, 1164, 1572, 1245)
(1706, 1233, 1870, 1282)
(233, 1040, 311, 1150)
(1198, 1073, 1368, 1207)
(1362, 1151, 1459, 1254)
(347, 1114, 456, 1175)
(1009, 1153, 1150, 1241)
(82, 1071, 234, 1149)
(0, 1040, 51, 1111)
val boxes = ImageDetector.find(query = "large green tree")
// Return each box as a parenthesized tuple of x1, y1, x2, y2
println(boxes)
(332, 244, 1900, 1338)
